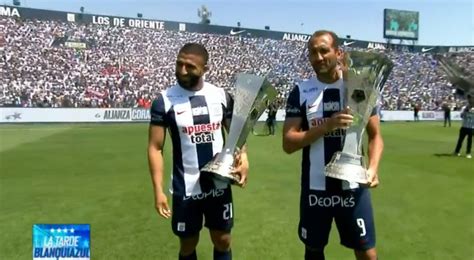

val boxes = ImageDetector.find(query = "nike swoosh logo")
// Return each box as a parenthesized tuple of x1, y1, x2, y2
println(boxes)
(308, 104, 317, 109)
(343, 41, 355, 46)
(230, 29, 246, 35)
(177, 111, 186, 115)
(421, 47, 434, 52)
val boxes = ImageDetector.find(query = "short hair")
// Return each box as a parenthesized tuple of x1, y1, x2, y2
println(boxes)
(178, 43, 209, 64)
(308, 30, 340, 49)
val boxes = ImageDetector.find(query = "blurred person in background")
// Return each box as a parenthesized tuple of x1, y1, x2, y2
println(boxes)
(453, 94, 474, 159)
(442, 102, 451, 127)
(266, 102, 278, 136)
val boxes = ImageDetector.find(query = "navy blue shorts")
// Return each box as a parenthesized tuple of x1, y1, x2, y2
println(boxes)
(171, 187, 233, 237)
(298, 188, 376, 250)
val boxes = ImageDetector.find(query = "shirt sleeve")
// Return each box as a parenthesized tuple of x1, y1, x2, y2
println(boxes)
(150, 93, 168, 127)
(370, 105, 380, 117)
(370, 93, 382, 117)
(285, 85, 303, 118)
(224, 91, 234, 120)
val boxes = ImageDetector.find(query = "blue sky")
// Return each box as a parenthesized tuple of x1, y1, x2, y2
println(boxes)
(6, 0, 474, 46)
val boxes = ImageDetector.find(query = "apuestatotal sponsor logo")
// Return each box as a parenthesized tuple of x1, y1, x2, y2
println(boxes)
(182, 122, 221, 144)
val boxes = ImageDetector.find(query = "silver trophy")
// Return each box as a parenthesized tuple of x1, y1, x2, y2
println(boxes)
(201, 73, 278, 184)
(325, 51, 393, 184)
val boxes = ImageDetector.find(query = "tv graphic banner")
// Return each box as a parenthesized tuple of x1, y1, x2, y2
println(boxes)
(33, 224, 90, 260)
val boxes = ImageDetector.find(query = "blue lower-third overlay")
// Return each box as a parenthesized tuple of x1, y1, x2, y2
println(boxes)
(33, 224, 90, 260)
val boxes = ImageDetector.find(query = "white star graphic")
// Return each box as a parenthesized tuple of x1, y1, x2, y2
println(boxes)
(70, 228, 75, 233)
(56, 228, 61, 233)
(63, 228, 68, 233)
(50, 229, 55, 233)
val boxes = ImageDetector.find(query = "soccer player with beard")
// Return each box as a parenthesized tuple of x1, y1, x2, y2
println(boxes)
(148, 43, 249, 260)
(282, 30, 383, 260)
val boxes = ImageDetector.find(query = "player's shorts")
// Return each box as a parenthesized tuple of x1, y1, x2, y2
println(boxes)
(298, 188, 375, 250)
(171, 187, 233, 237)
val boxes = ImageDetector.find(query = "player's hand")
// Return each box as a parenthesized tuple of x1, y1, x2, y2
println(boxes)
(232, 151, 249, 188)
(367, 168, 379, 188)
(155, 192, 172, 219)
(326, 107, 353, 131)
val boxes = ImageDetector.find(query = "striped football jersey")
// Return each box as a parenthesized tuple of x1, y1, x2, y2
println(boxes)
(150, 82, 233, 196)
(285, 77, 377, 192)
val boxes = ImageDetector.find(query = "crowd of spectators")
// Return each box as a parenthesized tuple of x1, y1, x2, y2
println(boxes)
(1, 17, 472, 110)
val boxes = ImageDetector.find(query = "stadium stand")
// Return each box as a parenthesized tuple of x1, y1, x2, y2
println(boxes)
(1, 9, 473, 110)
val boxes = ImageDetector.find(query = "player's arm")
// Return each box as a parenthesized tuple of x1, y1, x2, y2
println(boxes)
(282, 117, 329, 154)
(283, 113, 352, 154)
(147, 96, 171, 218)
(460, 107, 467, 118)
(365, 114, 384, 188)
(282, 86, 353, 154)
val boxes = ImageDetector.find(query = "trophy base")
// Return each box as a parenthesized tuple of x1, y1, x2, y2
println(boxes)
(201, 153, 241, 185)
(210, 171, 240, 185)
(325, 152, 368, 184)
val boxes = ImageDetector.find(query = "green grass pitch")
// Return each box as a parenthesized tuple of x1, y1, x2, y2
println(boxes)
(0, 122, 472, 259)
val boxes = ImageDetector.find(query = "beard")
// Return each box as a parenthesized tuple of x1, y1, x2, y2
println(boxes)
(314, 65, 329, 74)
(176, 73, 200, 90)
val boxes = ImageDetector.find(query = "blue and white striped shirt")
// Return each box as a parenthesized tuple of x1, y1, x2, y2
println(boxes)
(150, 82, 233, 196)
(461, 106, 474, 129)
